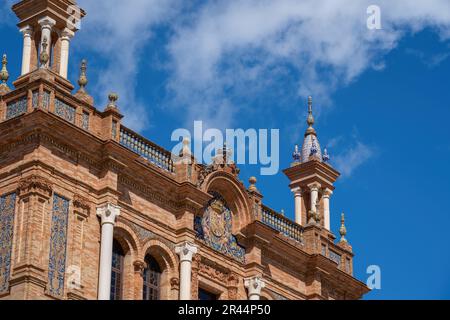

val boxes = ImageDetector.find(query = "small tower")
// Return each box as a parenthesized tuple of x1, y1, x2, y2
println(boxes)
(12, 0, 86, 79)
(283, 97, 340, 231)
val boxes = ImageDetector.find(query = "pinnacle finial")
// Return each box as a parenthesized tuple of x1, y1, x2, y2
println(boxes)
(107, 92, 119, 109)
(292, 144, 301, 163)
(248, 176, 258, 192)
(305, 96, 316, 136)
(78, 59, 88, 93)
(340, 212, 347, 242)
(40, 37, 49, 68)
(0, 54, 9, 85)
(322, 147, 330, 163)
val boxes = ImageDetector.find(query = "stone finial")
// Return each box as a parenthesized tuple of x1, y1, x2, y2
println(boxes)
(340, 212, 347, 242)
(40, 37, 49, 68)
(78, 59, 88, 93)
(310, 137, 318, 157)
(292, 144, 301, 163)
(280, 209, 285, 216)
(248, 176, 258, 192)
(322, 147, 330, 163)
(106, 92, 119, 109)
(1, 54, 9, 85)
(180, 136, 192, 157)
(305, 96, 317, 136)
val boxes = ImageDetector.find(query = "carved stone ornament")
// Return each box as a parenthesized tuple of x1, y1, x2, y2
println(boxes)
(18, 175, 53, 198)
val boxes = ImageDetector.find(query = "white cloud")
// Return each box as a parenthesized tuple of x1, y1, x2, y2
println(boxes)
(75, 0, 181, 131)
(166, 0, 450, 127)
(332, 141, 375, 178)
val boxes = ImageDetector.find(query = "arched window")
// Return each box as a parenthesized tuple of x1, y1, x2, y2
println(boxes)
(143, 255, 161, 300)
(110, 239, 124, 300)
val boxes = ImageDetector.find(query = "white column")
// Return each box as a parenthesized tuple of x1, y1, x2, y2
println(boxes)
(292, 187, 303, 225)
(175, 242, 198, 300)
(38, 17, 56, 67)
(244, 276, 265, 300)
(323, 188, 333, 231)
(96, 203, 121, 300)
(309, 183, 320, 213)
(20, 26, 33, 75)
(59, 28, 74, 79)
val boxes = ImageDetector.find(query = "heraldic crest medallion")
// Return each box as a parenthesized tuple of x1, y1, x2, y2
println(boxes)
(195, 192, 245, 263)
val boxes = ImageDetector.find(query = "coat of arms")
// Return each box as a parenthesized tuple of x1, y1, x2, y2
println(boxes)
(194, 192, 245, 263)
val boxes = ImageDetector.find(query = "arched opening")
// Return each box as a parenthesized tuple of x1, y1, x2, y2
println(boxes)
(143, 255, 162, 300)
(111, 239, 125, 300)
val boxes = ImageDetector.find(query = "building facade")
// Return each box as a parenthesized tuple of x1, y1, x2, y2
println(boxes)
(0, 0, 369, 300)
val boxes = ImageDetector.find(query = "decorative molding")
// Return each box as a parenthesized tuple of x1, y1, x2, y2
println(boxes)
(170, 277, 180, 291)
(0, 193, 16, 294)
(47, 194, 70, 297)
(18, 174, 52, 198)
(127, 220, 175, 249)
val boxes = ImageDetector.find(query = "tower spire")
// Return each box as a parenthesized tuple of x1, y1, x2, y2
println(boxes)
(340, 212, 347, 242)
(0, 54, 10, 94)
(305, 96, 316, 136)
(78, 59, 88, 93)
(0, 54, 9, 85)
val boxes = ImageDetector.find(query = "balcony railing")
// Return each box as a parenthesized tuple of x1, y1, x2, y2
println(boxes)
(261, 205, 303, 243)
(119, 126, 175, 173)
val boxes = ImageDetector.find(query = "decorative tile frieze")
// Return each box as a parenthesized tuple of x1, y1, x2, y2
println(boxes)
(0, 193, 16, 294)
(81, 112, 89, 130)
(6, 96, 27, 120)
(42, 91, 50, 110)
(54, 98, 75, 123)
(47, 194, 70, 297)
(329, 250, 341, 266)
(32, 90, 39, 109)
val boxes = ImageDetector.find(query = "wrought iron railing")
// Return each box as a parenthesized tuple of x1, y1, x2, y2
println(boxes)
(119, 126, 175, 173)
(261, 205, 303, 243)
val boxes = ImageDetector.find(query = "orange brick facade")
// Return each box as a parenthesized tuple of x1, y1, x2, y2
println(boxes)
(0, 0, 369, 301)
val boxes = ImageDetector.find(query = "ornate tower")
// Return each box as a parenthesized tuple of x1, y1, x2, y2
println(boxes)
(12, 0, 85, 79)
(284, 96, 339, 231)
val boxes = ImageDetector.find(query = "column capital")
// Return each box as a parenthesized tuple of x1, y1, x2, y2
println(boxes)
(38, 16, 56, 29)
(244, 276, 265, 296)
(322, 188, 333, 198)
(291, 187, 302, 196)
(20, 25, 33, 36)
(308, 182, 321, 191)
(60, 28, 75, 40)
(96, 203, 120, 225)
(175, 242, 198, 262)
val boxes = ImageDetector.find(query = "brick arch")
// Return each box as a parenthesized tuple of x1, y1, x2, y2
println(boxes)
(203, 171, 252, 233)
(112, 221, 141, 300)
(141, 239, 179, 300)
(114, 221, 141, 256)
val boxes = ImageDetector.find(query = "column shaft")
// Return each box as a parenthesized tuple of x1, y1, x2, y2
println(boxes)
(179, 260, 192, 300)
(175, 242, 198, 300)
(20, 27, 33, 75)
(59, 29, 74, 78)
(323, 189, 333, 231)
(293, 188, 302, 225)
(96, 204, 120, 300)
(97, 222, 114, 300)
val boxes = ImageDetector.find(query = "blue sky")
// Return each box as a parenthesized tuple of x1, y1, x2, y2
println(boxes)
(1, 0, 450, 299)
